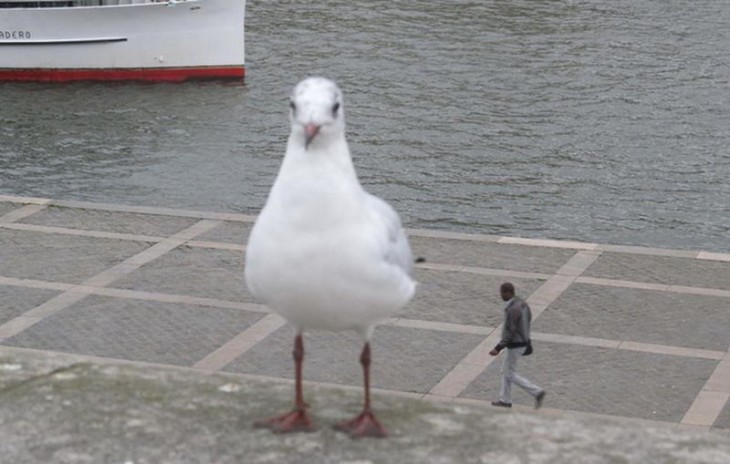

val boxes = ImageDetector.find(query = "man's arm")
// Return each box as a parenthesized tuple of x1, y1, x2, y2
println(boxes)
(489, 304, 521, 355)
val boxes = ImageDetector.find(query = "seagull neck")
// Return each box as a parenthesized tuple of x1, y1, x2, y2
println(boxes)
(285, 137, 359, 181)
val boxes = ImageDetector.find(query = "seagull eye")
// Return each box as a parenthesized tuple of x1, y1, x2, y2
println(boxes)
(289, 101, 296, 113)
(332, 102, 340, 116)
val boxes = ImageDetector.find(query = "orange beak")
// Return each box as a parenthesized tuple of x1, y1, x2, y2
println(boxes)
(304, 123, 320, 148)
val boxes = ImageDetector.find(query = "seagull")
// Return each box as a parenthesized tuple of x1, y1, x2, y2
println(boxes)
(245, 77, 416, 438)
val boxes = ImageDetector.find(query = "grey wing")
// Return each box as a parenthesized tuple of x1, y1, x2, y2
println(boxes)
(365, 193, 413, 275)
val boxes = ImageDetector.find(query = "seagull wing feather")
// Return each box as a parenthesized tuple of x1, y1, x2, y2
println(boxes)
(365, 193, 413, 276)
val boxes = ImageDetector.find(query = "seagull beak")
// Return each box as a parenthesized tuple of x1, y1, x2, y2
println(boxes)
(304, 123, 321, 148)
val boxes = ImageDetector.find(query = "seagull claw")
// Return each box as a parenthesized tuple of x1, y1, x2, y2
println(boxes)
(334, 411, 388, 439)
(254, 408, 316, 433)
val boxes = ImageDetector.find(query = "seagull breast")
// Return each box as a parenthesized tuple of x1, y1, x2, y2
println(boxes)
(245, 77, 416, 337)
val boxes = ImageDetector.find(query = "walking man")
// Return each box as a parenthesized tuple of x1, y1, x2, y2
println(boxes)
(489, 282, 546, 409)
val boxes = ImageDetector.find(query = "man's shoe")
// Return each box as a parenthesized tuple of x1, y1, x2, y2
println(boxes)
(535, 391, 546, 410)
(491, 400, 512, 408)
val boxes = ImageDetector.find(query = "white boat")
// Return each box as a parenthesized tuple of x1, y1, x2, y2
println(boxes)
(0, 0, 245, 82)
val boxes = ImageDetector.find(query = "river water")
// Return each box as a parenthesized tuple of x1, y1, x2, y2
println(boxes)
(1, 0, 728, 252)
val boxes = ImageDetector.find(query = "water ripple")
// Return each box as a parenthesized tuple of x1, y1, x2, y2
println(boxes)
(0, 0, 728, 252)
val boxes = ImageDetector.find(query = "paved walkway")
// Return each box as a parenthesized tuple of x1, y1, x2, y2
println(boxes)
(6, 348, 730, 464)
(1, 194, 729, 433)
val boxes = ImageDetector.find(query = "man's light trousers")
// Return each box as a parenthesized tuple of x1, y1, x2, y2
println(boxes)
(500, 346, 543, 403)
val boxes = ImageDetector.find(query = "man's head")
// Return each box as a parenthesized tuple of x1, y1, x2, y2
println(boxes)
(500, 282, 515, 302)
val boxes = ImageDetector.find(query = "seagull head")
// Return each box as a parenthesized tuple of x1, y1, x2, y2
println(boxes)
(289, 77, 345, 150)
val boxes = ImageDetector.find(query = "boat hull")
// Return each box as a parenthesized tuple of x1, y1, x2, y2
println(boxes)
(0, 0, 245, 82)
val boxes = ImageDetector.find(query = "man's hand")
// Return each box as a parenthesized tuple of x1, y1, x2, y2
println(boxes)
(489, 348, 500, 356)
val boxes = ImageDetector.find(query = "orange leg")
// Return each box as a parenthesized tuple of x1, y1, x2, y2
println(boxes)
(334, 342, 387, 438)
(254, 333, 315, 433)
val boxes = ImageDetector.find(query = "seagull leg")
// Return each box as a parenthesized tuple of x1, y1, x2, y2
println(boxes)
(334, 342, 388, 438)
(254, 333, 315, 433)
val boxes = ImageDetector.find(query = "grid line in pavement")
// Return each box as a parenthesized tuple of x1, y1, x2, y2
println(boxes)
(0, 203, 49, 224)
(1, 195, 729, 430)
(0, 218, 222, 342)
(192, 313, 288, 371)
(427, 251, 601, 398)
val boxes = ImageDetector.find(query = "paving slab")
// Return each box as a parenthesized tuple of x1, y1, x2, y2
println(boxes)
(535, 283, 730, 352)
(112, 246, 251, 302)
(18, 205, 199, 237)
(2, 347, 730, 464)
(410, 235, 576, 273)
(715, 399, 730, 430)
(194, 221, 252, 245)
(0, 228, 152, 284)
(460, 342, 719, 423)
(404, 269, 545, 326)
(0, 201, 19, 217)
(0, 285, 61, 326)
(584, 252, 730, 290)
(3, 296, 265, 367)
(225, 324, 485, 394)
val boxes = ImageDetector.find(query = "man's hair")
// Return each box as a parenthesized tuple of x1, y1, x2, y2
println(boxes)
(500, 282, 515, 295)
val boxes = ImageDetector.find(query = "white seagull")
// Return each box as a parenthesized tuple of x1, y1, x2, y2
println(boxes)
(245, 77, 416, 438)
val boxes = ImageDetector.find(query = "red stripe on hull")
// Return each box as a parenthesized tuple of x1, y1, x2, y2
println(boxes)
(0, 66, 245, 82)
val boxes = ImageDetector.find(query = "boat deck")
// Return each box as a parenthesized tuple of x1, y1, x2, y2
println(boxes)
(1, 194, 729, 432)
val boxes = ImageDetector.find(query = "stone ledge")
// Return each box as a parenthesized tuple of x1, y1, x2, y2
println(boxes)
(1, 348, 729, 464)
